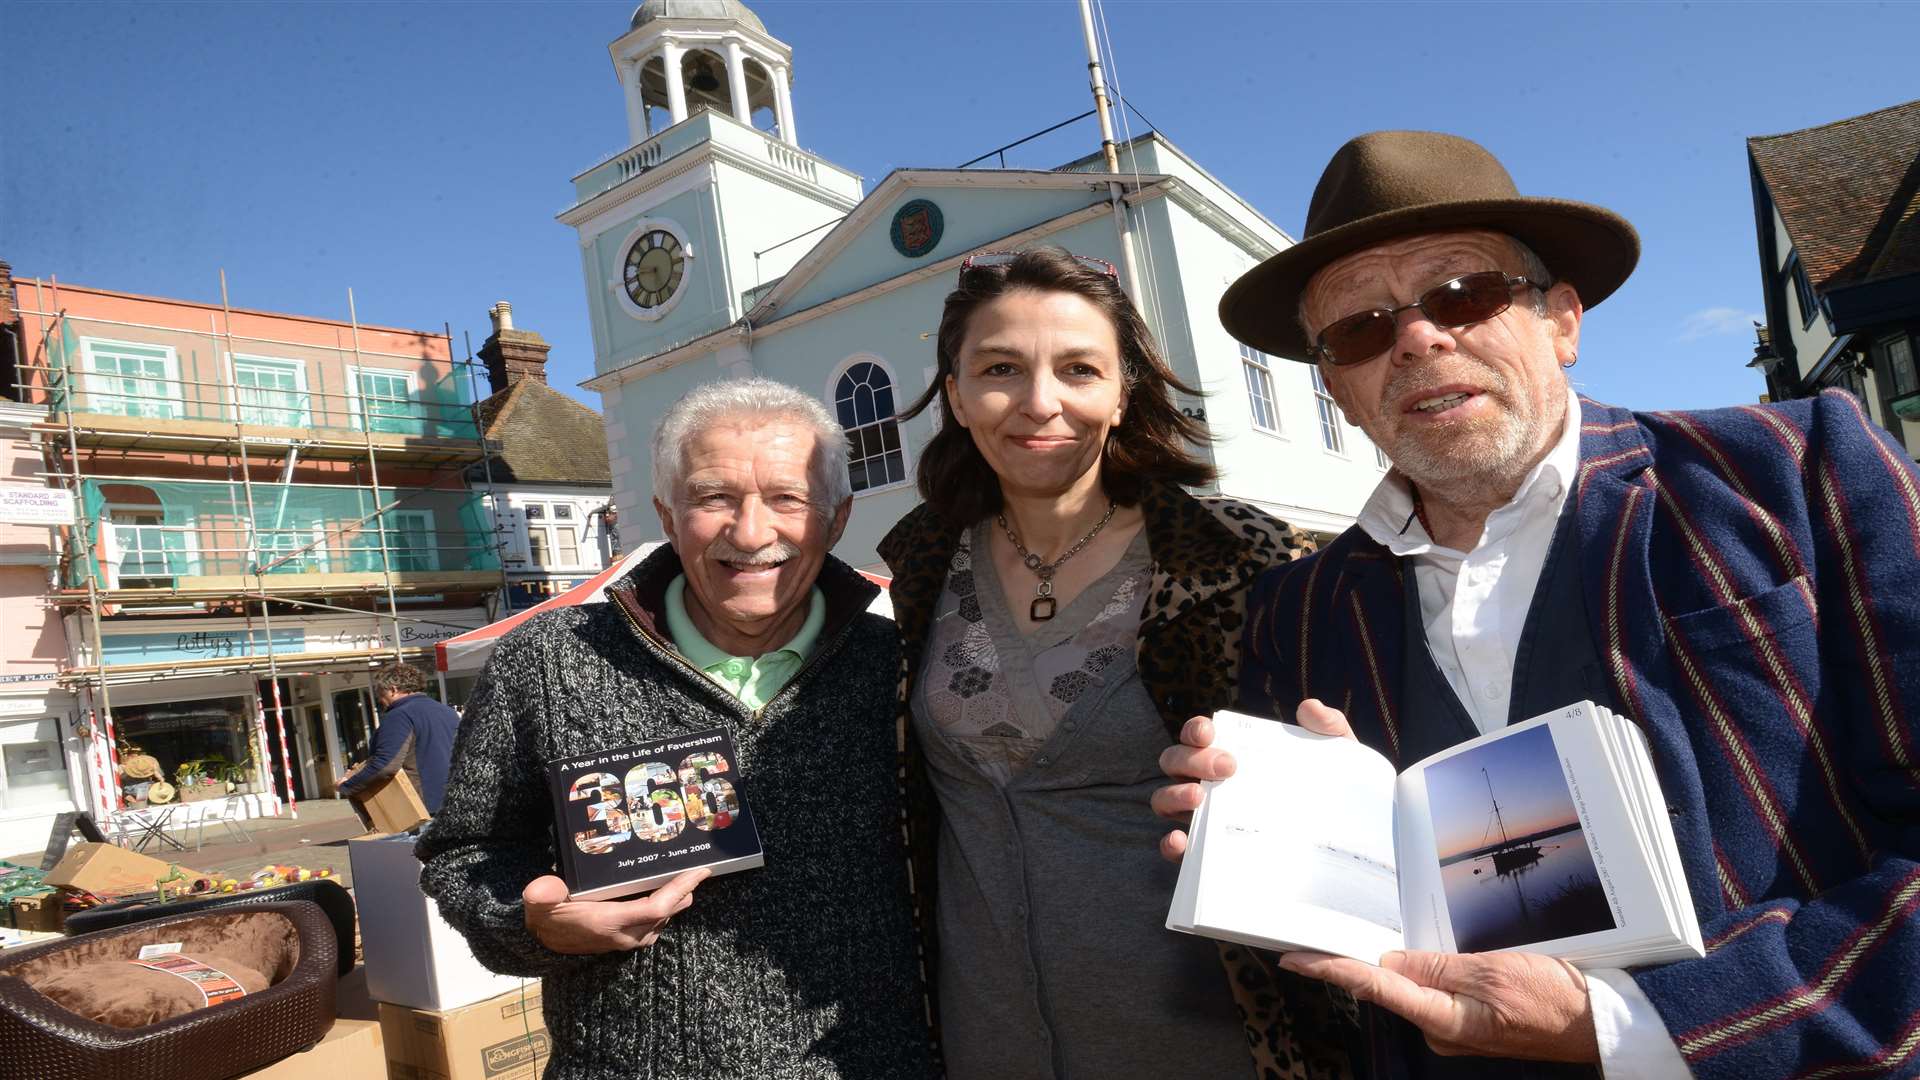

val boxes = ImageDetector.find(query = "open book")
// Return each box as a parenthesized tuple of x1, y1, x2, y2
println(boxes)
(1168, 702, 1703, 969)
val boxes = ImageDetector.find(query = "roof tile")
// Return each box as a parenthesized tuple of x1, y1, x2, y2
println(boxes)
(1749, 99, 1920, 292)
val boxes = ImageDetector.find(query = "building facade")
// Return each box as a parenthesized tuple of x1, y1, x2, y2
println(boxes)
(3, 266, 503, 845)
(471, 301, 616, 615)
(567, 2, 1386, 571)
(1747, 99, 1920, 456)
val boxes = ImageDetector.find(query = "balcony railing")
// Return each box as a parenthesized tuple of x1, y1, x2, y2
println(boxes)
(21, 313, 481, 442)
(66, 477, 501, 594)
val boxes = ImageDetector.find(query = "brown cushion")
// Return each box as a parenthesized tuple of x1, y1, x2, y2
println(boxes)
(29, 953, 271, 1028)
(10, 909, 302, 1030)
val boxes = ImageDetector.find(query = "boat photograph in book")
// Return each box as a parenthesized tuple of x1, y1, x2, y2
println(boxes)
(1423, 724, 1616, 952)
(1168, 701, 1704, 971)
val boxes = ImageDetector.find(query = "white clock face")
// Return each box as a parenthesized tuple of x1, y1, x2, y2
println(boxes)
(623, 229, 685, 309)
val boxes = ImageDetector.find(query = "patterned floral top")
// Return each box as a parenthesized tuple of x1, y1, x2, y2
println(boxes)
(921, 522, 1152, 783)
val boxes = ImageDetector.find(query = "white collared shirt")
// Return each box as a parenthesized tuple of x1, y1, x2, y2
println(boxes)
(1354, 392, 1584, 734)
(1353, 390, 1688, 1078)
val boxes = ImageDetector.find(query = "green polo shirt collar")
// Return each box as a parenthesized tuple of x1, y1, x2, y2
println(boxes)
(664, 575, 826, 709)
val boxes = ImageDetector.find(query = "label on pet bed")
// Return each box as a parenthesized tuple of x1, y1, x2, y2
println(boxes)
(127, 954, 248, 1006)
(137, 941, 183, 959)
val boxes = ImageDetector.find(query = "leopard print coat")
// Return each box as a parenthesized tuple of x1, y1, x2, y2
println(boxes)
(877, 481, 1363, 1080)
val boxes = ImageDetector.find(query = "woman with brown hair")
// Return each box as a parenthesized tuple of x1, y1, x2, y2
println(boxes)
(878, 247, 1352, 1078)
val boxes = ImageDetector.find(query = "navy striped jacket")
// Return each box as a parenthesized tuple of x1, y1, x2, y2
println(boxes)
(1240, 390, 1920, 1080)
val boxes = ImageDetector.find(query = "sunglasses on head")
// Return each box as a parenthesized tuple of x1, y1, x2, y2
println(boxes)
(959, 250, 1119, 282)
(1309, 271, 1547, 367)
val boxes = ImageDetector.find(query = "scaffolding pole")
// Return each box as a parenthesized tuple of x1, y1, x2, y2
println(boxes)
(347, 289, 407, 666)
(39, 277, 123, 822)
(222, 271, 296, 819)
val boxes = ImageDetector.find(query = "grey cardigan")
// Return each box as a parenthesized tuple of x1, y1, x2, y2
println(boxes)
(416, 546, 935, 1080)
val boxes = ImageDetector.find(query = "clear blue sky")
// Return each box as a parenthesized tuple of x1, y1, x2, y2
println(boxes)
(6, 1, 1915, 414)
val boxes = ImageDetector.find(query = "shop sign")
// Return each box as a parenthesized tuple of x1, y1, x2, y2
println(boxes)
(0, 486, 74, 526)
(509, 576, 589, 607)
(101, 628, 306, 666)
(397, 622, 474, 647)
(0, 672, 57, 685)
(0, 697, 48, 717)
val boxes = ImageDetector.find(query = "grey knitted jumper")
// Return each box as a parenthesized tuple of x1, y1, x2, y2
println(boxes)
(416, 548, 935, 1080)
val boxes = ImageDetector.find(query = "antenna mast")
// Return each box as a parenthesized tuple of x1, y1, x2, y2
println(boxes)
(1077, 0, 1141, 296)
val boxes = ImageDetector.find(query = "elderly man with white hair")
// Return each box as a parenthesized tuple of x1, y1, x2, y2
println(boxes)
(419, 377, 934, 1080)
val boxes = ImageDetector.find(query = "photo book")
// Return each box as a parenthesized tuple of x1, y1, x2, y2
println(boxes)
(1168, 702, 1703, 970)
(546, 726, 763, 901)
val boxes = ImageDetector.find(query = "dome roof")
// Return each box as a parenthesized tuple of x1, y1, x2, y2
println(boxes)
(629, 0, 766, 33)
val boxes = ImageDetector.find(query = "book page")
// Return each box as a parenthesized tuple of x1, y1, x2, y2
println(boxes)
(1395, 704, 1676, 961)
(1167, 712, 1403, 962)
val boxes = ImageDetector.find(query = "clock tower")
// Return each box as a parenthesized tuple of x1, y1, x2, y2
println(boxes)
(558, 0, 862, 394)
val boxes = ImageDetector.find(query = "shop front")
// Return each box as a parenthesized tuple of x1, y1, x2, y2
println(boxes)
(0, 681, 83, 858)
(87, 674, 282, 828)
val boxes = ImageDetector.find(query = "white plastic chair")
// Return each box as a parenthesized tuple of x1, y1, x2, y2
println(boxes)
(193, 797, 253, 851)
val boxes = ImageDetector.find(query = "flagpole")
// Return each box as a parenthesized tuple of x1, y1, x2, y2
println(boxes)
(1078, 0, 1141, 299)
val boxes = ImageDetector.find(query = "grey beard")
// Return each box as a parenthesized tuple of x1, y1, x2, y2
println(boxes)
(1375, 363, 1552, 491)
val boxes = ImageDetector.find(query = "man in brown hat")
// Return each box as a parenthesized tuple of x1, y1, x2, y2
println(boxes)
(1156, 131, 1920, 1079)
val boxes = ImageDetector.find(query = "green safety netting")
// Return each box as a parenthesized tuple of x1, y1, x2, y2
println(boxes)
(69, 477, 499, 588)
(38, 313, 480, 439)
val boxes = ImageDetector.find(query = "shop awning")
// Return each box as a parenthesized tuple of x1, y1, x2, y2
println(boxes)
(435, 545, 895, 676)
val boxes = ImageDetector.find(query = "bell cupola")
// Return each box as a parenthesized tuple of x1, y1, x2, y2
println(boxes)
(611, 0, 799, 147)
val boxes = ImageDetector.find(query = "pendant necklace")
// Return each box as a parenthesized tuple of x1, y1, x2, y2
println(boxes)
(997, 499, 1118, 622)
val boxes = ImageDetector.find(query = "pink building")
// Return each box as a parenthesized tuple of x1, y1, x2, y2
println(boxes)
(2, 263, 502, 853)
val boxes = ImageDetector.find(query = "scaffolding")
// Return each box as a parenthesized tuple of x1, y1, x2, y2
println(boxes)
(11, 274, 507, 824)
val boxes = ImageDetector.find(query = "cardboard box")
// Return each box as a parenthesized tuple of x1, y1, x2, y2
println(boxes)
(379, 986, 550, 1080)
(347, 769, 431, 835)
(238, 1017, 385, 1079)
(43, 842, 200, 899)
(347, 832, 533, 1012)
(9, 891, 65, 933)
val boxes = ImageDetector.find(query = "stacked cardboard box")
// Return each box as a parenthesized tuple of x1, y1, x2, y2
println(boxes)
(348, 830, 547, 1078)
(379, 985, 551, 1080)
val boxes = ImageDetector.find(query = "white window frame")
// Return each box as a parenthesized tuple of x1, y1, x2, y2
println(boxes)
(81, 337, 183, 420)
(1885, 333, 1917, 399)
(386, 509, 440, 572)
(1309, 368, 1347, 457)
(345, 365, 421, 434)
(231, 354, 311, 428)
(1240, 344, 1282, 436)
(105, 501, 201, 585)
(522, 501, 582, 570)
(827, 354, 912, 498)
(253, 517, 330, 574)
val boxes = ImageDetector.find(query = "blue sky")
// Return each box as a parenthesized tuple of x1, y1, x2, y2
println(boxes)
(6, 1, 1915, 415)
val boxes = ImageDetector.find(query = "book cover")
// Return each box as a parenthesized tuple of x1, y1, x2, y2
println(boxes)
(546, 726, 763, 900)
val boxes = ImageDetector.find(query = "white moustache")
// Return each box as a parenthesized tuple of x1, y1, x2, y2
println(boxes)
(706, 540, 801, 567)
(1380, 357, 1509, 408)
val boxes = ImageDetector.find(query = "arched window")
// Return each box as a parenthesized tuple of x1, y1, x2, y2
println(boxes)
(834, 361, 906, 493)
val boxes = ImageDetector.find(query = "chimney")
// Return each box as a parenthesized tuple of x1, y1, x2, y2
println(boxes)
(477, 299, 552, 393)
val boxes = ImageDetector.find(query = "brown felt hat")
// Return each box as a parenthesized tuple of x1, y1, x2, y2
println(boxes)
(1220, 130, 1640, 362)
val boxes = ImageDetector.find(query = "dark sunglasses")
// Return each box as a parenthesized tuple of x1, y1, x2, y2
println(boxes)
(1309, 271, 1547, 366)
(959, 250, 1119, 282)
